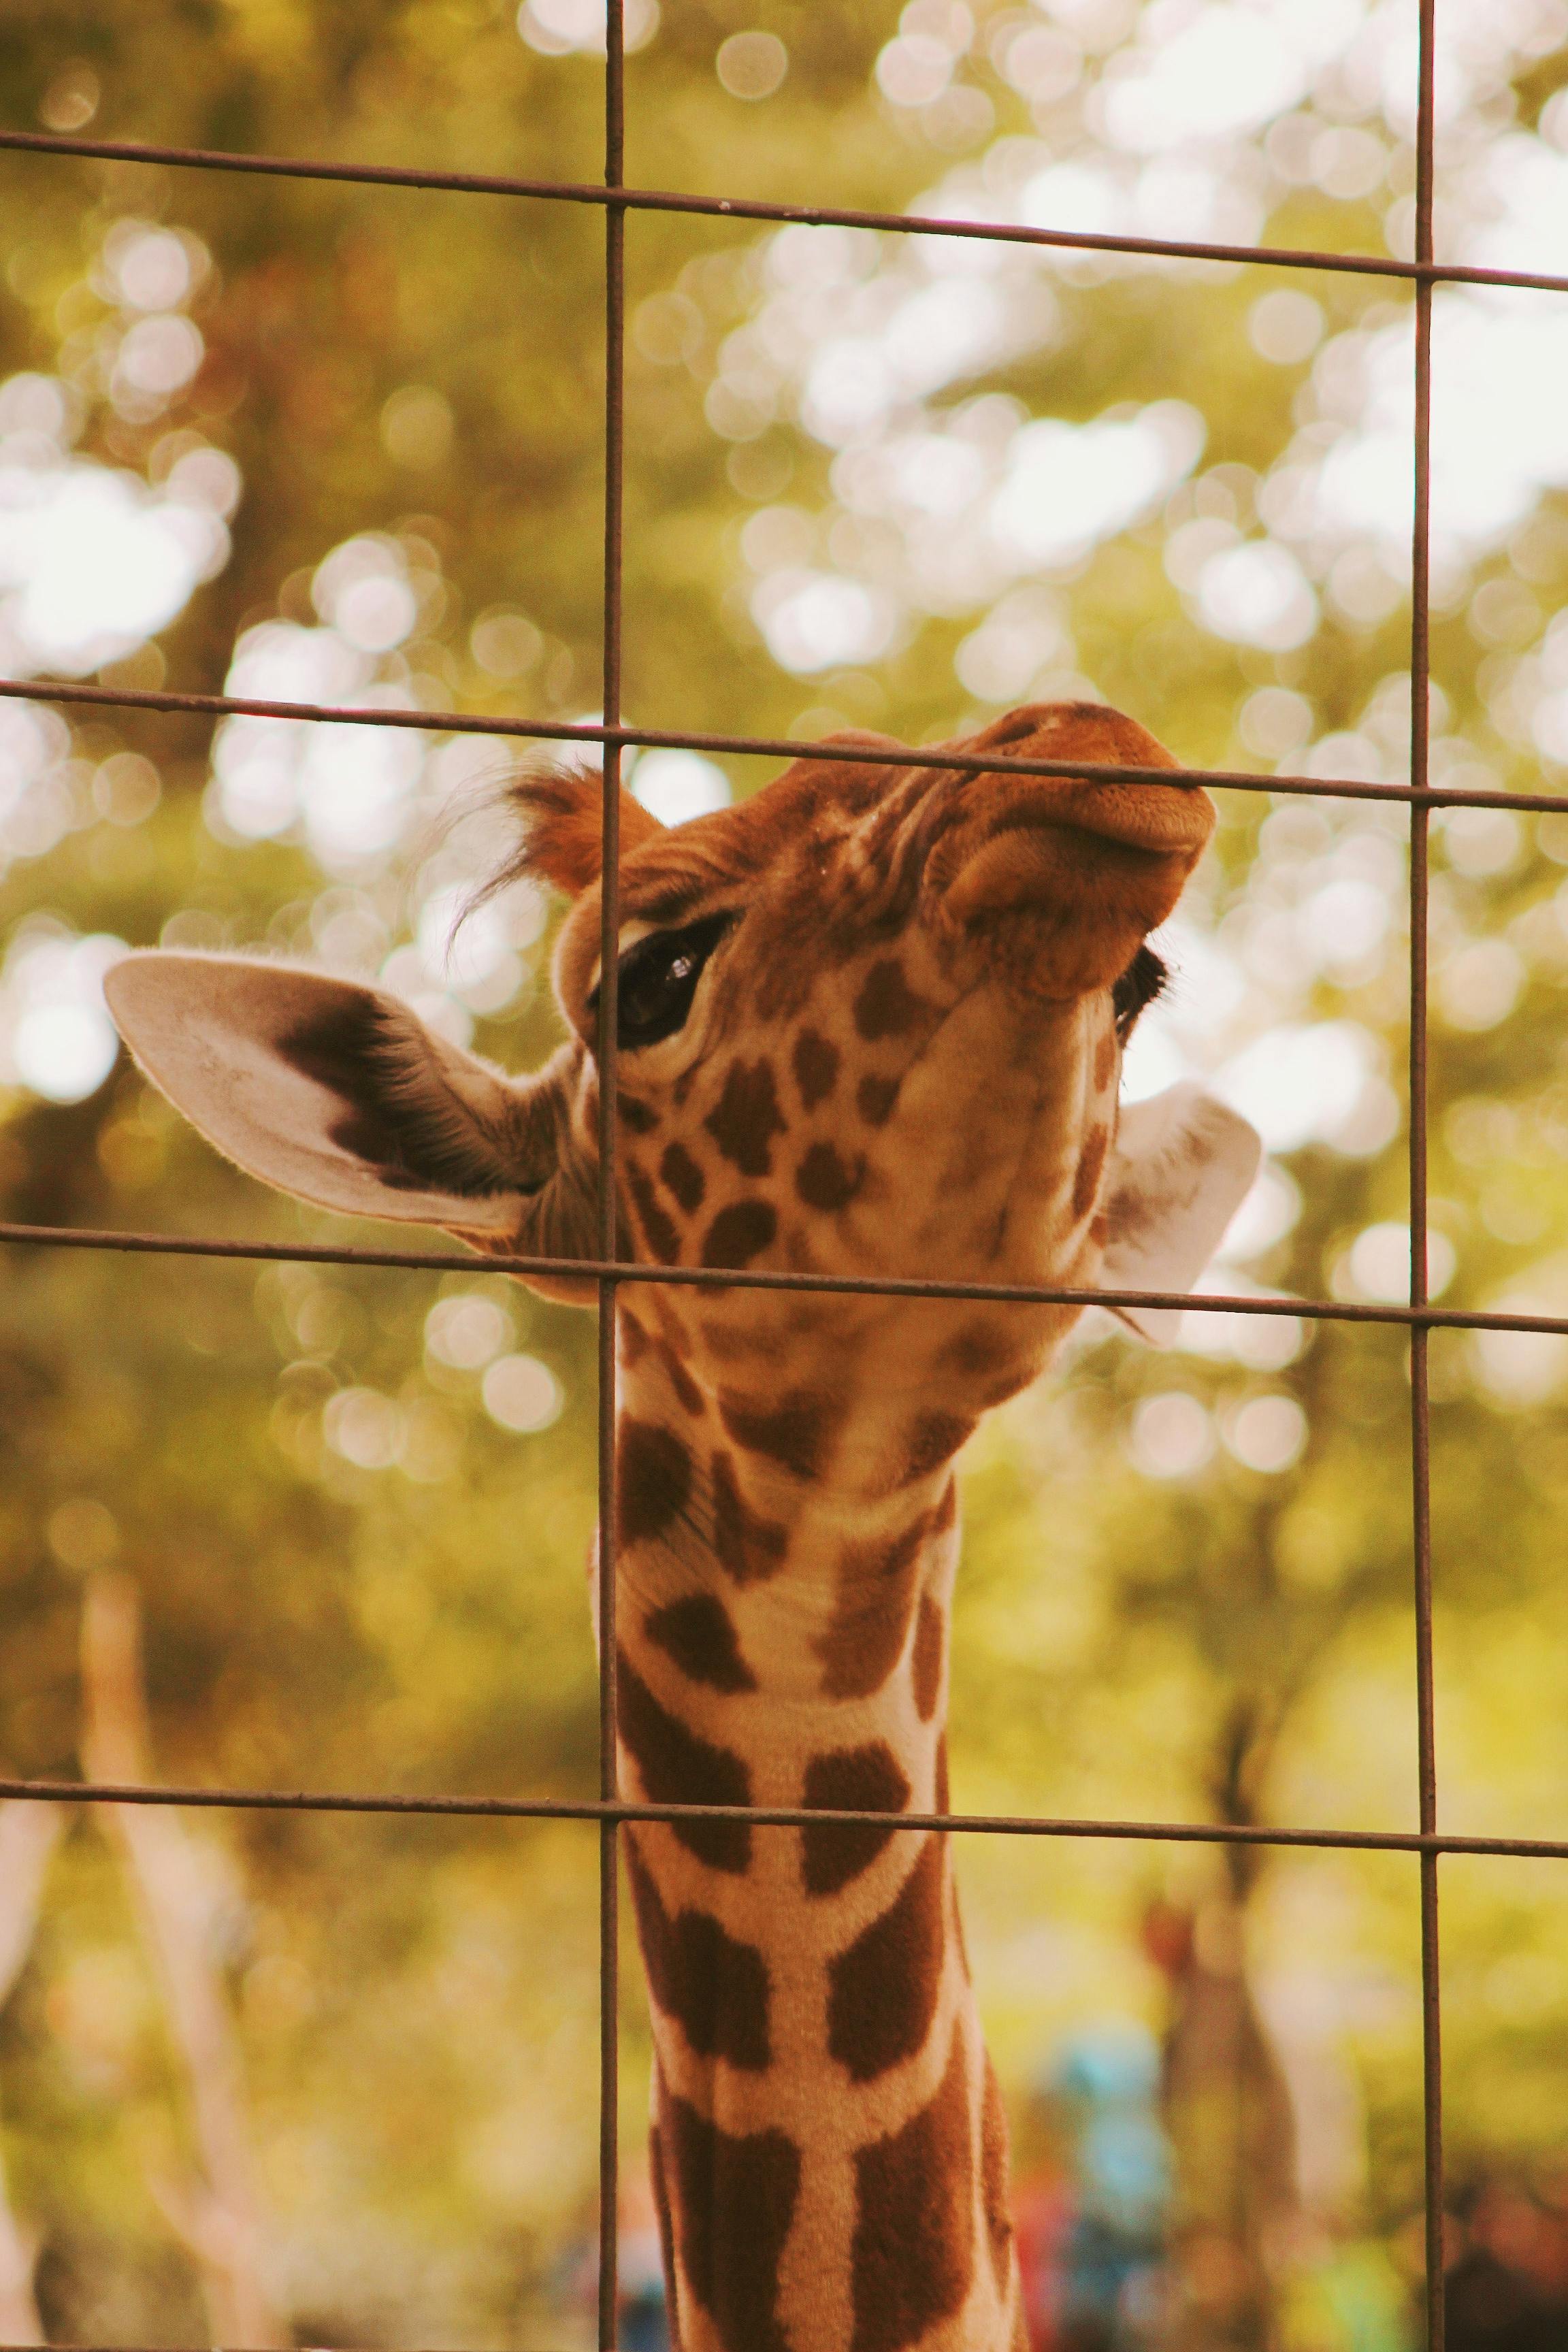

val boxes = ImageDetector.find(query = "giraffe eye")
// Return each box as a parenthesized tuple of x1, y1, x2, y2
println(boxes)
(1112, 944, 1167, 1043)
(597, 913, 733, 1051)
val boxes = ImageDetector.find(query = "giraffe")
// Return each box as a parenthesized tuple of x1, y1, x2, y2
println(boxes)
(105, 701, 1260, 2352)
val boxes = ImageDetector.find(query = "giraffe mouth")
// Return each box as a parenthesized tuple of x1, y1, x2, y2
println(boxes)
(982, 774, 1214, 862)
(935, 775, 1215, 911)
(924, 773, 1215, 972)
(915, 700, 1213, 877)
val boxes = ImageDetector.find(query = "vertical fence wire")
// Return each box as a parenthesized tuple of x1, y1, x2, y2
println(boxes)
(1409, 5, 1443, 2344)
(596, 1, 628, 2340)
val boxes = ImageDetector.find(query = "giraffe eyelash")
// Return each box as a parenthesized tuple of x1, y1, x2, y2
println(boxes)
(1111, 945, 1167, 1043)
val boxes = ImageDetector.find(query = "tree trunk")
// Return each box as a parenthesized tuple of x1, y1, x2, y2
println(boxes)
(0, 1802, 61, 2343)
(80, 1574, 286, 2350)
(1145, 1710, 1298, 2352)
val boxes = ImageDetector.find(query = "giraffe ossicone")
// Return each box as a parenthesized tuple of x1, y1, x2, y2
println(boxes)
(107, 702, 1260, 2352)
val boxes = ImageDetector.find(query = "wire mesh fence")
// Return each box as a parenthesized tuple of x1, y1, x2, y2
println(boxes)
(0, 3, 1558, 2345)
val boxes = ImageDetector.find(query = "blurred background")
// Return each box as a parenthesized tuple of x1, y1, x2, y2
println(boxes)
(2, 1, 1568, 2345)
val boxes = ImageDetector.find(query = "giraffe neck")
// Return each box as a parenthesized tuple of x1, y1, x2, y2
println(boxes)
(610, 1339, 1026, 2352)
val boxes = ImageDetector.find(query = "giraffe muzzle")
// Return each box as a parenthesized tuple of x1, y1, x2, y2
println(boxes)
(977, 768, 1214, 860)
(931, 773, 1212, 928)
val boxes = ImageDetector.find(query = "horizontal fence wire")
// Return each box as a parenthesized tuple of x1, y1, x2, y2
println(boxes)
(0, 3, 1535, 2342)
(2, 1220, 1566, 1336)
(5, 672, 1568, 813)
(5, 119, 1568, 297)
(1, 1774, 1567, 1863)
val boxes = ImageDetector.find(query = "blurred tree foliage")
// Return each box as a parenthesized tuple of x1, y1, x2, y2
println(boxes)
(2, 1, 1568, 2345)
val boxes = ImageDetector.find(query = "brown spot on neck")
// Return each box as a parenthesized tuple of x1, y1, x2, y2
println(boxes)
(617, 1419, 693, 1548)
(627, 1833, 770, 2070)
(620, 1093, 659, 1135)
(616, 1653, 751, 1873)
(898, 1409, 975, 1487)
(1094, 1022, 1118, 1092)
(718, 1386, 841, 1484)
(828, 1833, 947, 2082)
(858, 1072, 900, 1127)
(704, 1058, 786, 1178)
(853, 957, 927, 1041)
(911, 1593, 944, 1723)
(702, 1198, 777, 1269)
(712, 1449, 789, 1586)
(792, 1027, 840, 1109)
(850, 2023, 975, 2352)
(796, 1141, 864, 1213)
(660, 1139, 706, 1213)
(644, 1593, 756, 1692)
(651, 2120, 678, 2342)
(816, 1516, 930, 1700)
(936, 1320, 1019, 1385)
(666, 2093, 800, 2352)
(627, 1162, 681, 1265)
(655, 1343, 705, 1419)
(801, 1743, 912, 1897)
(981, 2053, 1015, 2293)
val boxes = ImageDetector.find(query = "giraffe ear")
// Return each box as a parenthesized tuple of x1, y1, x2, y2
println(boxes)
(508, 764, 665, 896)
(103, 953, 597, 1271)
(1097, 1082, 1262, 1346)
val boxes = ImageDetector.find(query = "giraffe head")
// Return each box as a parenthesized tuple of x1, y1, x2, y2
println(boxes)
(106, 702, 1258, 1439)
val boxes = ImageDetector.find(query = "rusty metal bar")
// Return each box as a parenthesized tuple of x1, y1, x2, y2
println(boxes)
(3, 1216, 1566, 1337)
(596, 8, 627, 2338)
(0, 1774, 1556, 1861)
(3, 119, 1568, 297)
(1409, 7, 1445, 2344)
(3, 674, 1565, 815)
